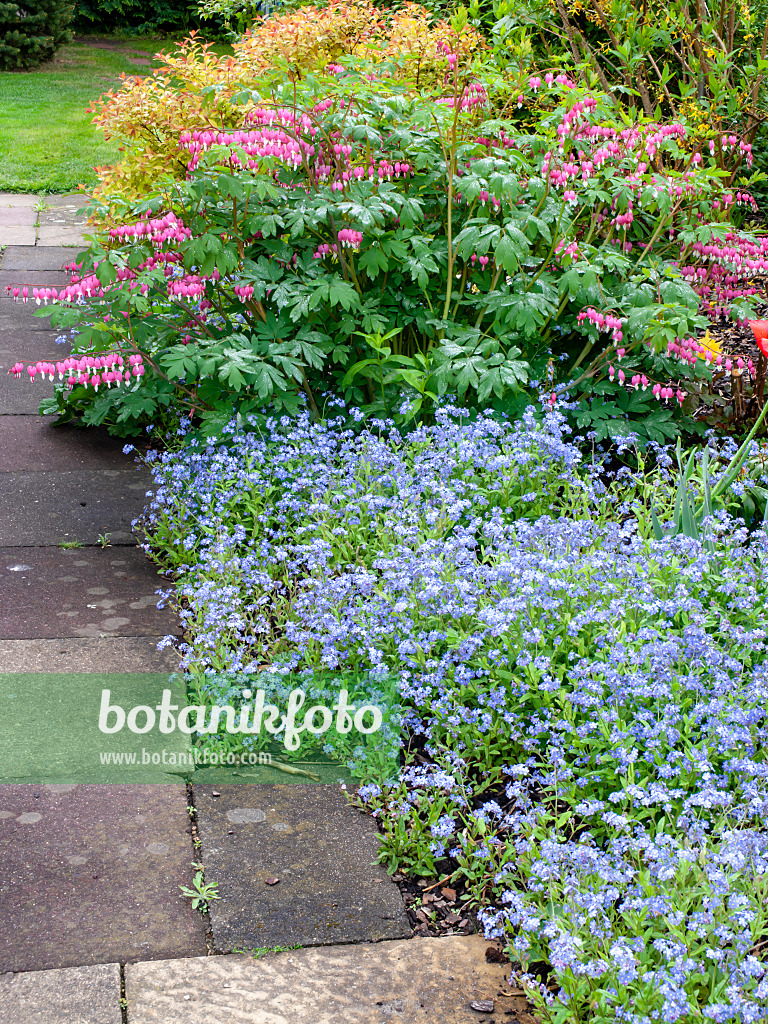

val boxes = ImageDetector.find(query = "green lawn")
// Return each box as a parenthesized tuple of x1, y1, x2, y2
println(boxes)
(0, 37, 197, 194)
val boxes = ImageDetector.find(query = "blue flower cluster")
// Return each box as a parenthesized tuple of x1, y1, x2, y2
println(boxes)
(140, 404, 768, 1023)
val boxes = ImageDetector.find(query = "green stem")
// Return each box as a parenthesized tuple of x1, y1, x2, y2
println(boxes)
(300, 368, 320, 421)
(451, 264, 469, 320)
(635, 198, 683, 266)
(540, 290, 571, 346)
(474, 264, 504, 331)
(526, 201, 567, 291)
(570, 334, 598, 373)
(439, 94, 462, 321)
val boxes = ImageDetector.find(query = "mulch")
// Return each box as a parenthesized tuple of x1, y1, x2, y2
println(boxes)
(691, 301, 768, 426)
(394, 872, 476, 938)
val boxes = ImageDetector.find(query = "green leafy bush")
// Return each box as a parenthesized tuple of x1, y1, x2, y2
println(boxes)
(0, 0, 73, 70)
(89, 2, 482, 201)
(12, 64, 766, 439)
(72, 0, 200, 34)
(196, 0, 270, 38)
(490, 0, 768, 189)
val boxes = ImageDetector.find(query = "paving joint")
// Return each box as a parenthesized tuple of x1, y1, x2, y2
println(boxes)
(184, 782, 217, 956)
(119, 964, 127, 1024)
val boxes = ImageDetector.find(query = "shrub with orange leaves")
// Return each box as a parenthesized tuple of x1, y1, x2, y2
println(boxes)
(385, 4, 483, 90)
(89, 34, 257, 201)
(232, 0, 384, 73)
(88, 3, 484, 204)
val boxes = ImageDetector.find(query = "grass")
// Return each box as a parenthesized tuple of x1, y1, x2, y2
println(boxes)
(0, 35, 227, 194)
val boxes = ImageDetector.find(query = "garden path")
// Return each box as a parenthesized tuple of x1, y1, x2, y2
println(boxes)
(0, 230, 510, 1021)
(0, 194, 87, 247)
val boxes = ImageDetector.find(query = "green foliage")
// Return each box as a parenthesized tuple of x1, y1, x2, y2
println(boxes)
(179, 866, 221, 912)
(196, 0, 267, 38)
(573, 386, 680, 445)
(650, 439, 716, 546)
(36, 66, 761, 438)
(89, 2, 482, 201)
(489, 0, 768, 186)
(72, 0, 202, 33)
(648, 401, 768, 544)
(0, 0, 73, 70)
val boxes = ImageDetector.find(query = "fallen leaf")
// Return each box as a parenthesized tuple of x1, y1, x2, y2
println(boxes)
(265, 877, 280, 885)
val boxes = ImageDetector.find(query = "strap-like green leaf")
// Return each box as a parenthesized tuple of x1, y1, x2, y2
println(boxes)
(650, 507, 665, 542)
(681, 487, 698, 540)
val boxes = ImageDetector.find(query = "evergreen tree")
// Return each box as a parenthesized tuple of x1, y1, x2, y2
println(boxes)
(0, 1, 74, 70)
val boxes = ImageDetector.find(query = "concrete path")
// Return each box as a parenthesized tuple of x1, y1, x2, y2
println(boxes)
(0, 194, 86, 247)
(1, 936, 520, 1024)
(0, 244, 208, 983)
(0, 234, 508, 1021)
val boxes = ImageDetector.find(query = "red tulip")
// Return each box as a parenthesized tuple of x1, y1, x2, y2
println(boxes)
(749, 320, 768, 357)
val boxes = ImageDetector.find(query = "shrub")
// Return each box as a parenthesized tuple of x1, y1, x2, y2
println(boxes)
(197, 0, 263, 39)
(197, 0, 461, 39)
(87, 35, 249, 199)
(0, 0, 73, 70)
(490, 0, 768, 189)
(72, 0, 200, 34)
(12, 70, 768, 439)
(231, 0, 385, 68)
(88, 3, 483, 200)
(232, 0, 482, 84)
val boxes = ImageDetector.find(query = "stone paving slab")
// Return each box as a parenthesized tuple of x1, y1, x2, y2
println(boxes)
(0, 207, 36, 226)
(0, 637, 179, 672)
(0, 227, 35, 245)
(0, 330, 69, 370)
(0, 469, 151, 545)
(37, 196, 88, 247)
(42, 194, 88, 215)
(0, 299, 62, 330)
(0, 784, 207, 972)
(0, 375, 54, 414)
(37, 227, 87, 246)
(0, 245, 77, 271)
(0, 546, 179, 639)
(0, 416, 138, 472)
(124, 936, 518, 1024)
(0, 194, 37, 208)
(196, 785, 411, 952)
(0, 962, 122, 1024)
(0, 324, 65, 416)
(0, 270, 71, 292)
(0, 297, 64, 320)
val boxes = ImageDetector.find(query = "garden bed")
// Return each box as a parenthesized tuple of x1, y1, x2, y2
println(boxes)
(131, 404, 768, 1022)
(8, 0, 768, 1017)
